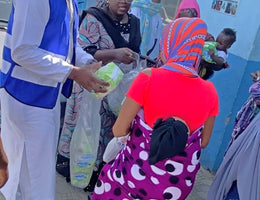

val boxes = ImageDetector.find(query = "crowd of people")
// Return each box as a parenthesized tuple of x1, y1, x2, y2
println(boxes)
(0, 0, 258, 200)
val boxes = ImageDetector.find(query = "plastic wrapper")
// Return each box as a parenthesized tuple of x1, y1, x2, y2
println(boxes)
(202, 41, 217, 63)
(92, 62, 124, 99)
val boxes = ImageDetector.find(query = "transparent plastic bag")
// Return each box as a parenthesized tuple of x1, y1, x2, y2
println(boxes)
(69, 89, 101, 188)
(107, 54, 147, 115)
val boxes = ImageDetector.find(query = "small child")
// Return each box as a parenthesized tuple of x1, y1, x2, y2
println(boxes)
(198, 28, 236, 80)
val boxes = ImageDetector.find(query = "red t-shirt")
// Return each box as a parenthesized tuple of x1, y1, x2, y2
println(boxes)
(127, 68, 219, 132)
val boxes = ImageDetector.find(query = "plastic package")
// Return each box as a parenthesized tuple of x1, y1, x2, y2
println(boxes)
(69, 89, 101, 188)
(202, 41, 217, 63)
(92, 62, 124, 99)
(107, 54, 147, 115)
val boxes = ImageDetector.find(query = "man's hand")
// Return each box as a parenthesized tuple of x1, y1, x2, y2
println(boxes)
(69, 62, 109, 93)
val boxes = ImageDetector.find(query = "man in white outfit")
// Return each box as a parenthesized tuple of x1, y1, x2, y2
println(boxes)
(0, 0, 108, 199)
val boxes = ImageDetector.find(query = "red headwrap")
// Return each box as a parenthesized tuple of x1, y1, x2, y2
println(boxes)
(159, 18, 207, 77)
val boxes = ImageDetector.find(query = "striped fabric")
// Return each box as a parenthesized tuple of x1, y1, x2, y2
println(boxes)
(159, 18, 207, 77)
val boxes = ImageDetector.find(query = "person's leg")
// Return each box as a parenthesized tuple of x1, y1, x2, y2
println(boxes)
(18, 99, 60, 200)
(0, 89, 60, 200)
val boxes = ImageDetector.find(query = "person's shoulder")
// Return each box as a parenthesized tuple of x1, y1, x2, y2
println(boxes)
(82, 7, 104, 24)
(129, 13, 140, 21)
(85, 7, 105, 19)
(200, 79, 218, 95)
(142, 68, 152, 76)
(86, 6, 102, 13)
(128, 13, 140, 28)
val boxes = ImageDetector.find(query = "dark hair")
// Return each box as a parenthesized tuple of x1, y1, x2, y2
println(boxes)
(222, 28, 236, 45)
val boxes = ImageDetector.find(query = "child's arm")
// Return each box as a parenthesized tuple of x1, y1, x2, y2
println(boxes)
(209, 49, 225, 66)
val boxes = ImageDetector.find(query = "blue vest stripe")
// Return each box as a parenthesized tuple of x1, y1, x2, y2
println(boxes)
(5, 77, 60, 109)
(3, 46, 13, 64)
(0, 71, 7, 87)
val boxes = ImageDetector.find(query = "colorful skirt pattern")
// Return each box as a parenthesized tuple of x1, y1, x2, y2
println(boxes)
(92, 112, 202, 200)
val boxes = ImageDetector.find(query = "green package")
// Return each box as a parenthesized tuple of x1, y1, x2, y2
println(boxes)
(202, 41, 217, 64)
(93, 62, 124, 99)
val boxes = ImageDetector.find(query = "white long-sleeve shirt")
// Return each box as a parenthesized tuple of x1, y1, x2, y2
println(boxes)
(9, 0, 93, 84)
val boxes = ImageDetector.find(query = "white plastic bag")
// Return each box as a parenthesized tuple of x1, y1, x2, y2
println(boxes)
(103, 134, 129, 163)
(107, 54, 147, 115)
(69, 89, 101, 188)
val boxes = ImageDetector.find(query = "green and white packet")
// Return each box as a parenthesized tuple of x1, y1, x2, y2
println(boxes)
(92, 62, 124, 99)
(202, 41, 218, 64)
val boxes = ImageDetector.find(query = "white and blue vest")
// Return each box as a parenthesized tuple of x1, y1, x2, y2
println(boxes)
(0, 0, 78, 109)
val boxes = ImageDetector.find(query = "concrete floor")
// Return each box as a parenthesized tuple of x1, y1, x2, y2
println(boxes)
(55, 166, 215, 200)
(0, 166, 214, 200)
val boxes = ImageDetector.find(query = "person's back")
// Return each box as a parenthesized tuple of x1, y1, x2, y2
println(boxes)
(92, 17, 219, 200)
(135, 68, 218, 132)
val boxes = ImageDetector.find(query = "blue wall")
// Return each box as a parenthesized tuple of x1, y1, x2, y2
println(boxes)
(197, 0, 260, 172)
(197, 0, 260, 61)
(200, 54, 259, 171)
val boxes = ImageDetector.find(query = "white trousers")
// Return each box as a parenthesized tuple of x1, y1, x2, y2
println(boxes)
(0, 89, 60, 200)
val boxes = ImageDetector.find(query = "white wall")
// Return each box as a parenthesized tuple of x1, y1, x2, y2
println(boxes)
(197, 0, 260, 61)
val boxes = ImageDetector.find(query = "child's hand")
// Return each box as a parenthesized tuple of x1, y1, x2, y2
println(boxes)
(208, 49, 215, 57)
(250, 70, 260, 82)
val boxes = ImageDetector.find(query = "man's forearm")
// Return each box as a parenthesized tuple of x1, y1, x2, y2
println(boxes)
(0, 138, 8, 168)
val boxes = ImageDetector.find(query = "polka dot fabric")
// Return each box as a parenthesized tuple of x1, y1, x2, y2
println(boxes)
(92, 111, 202, 200)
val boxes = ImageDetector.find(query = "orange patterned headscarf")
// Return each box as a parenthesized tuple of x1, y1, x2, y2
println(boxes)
(159, 18, 207, 77)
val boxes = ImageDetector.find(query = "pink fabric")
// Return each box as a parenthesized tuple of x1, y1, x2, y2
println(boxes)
(92, 111, 203, 200)
(174, 0, 200, 19)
